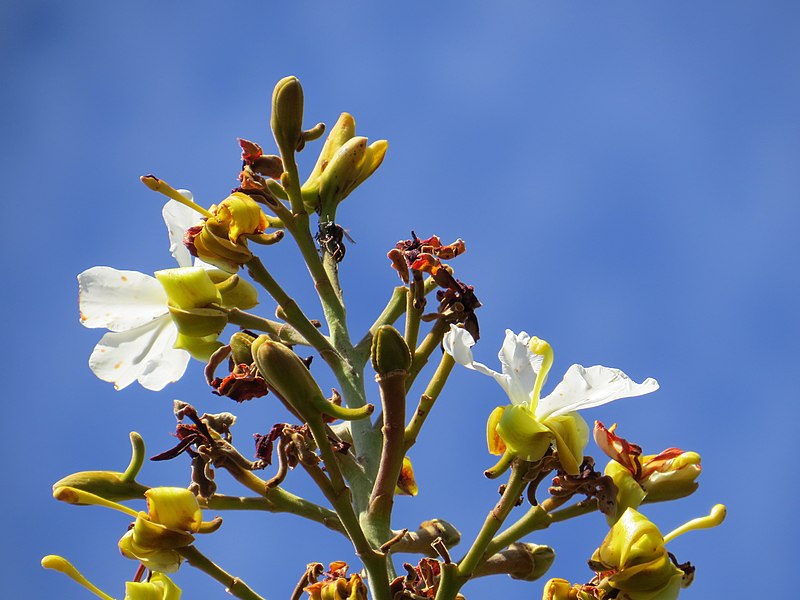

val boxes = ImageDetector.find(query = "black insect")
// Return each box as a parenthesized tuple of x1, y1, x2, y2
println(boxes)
(316, 221, 355, 263)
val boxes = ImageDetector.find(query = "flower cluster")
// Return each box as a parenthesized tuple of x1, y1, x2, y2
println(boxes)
(49, 75, 724, 600)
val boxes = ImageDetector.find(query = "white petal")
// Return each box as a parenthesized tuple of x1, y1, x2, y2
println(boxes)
(497, 329, 541, 405)
(88, 316, 190, 391)
(79, 267, 168, 332)
(162, 192, 202, 268)
(443, 325, 524, 405)
(536, 364, 659, 418)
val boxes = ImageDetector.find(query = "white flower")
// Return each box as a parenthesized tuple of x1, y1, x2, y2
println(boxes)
(443, 325, 659, 472)
(78, 194, 205, 391)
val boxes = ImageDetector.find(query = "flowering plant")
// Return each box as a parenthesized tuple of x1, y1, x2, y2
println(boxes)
(45, 77, 723, 600)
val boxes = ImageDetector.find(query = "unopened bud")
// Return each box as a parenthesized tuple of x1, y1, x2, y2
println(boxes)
(229, 331, 257, 364)
(52, 471, 148, 503)
(476, 543, 554, 582)
(254, 337, 373, 421)
(370, 325, 412, 376)
(271, 76, 304, 156)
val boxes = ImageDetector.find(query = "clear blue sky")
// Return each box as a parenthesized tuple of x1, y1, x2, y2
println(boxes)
(3, 2, 798, 598)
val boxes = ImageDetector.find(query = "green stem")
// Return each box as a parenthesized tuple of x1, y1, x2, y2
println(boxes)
(225, 308, 309, 345)
(205, 493, 345, 537)
(178, 545, 266, 600)
(404, 352, 455, 452)
(404, 280, 422, 357)
(484, 498, 598, 557)
(435, 464, 527, 599)
(406, 320, 447, 391)
(456, 465, 527, 578)
(301, 421, 391, 600)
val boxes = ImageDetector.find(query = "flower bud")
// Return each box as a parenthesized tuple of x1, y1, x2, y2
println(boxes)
(254, 337, 373, 421)
(271, 76, 304, 156)
(479, 543, 554, 582)
(370, 325, 412, 376)
(316, 137, 388, 215)
(52, 470, 148, 503)
(640, 449, 702, 503)
(229, 331, 257, 364)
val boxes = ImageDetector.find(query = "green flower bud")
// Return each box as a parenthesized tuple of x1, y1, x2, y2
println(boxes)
(641, 450, 702, 503)
(52, 432, 148, 502)
(481, 543, 554, 582)
(229, 331, 257, 364)
(370, 325, 412, 376)
(254, 337, 373, 421)
(271, 76, 304, 156)
(52, 470, 148, 503)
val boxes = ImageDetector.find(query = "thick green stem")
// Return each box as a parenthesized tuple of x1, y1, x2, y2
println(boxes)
(178, 545, 265, 600)
(304, 418, 392, 600)
(484, 498, 598, 557)
(435, 464, 527, 599)
(404, 352, 455, 452)
(205, 493, 345, 537)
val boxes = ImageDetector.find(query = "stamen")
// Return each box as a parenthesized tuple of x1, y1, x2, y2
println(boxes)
(53, 486, 139, 518)
(529, 336, 554, 407)
(663, 504, 727, 543)
(41, 556, 115, 600)
(140, 174, 215, 219)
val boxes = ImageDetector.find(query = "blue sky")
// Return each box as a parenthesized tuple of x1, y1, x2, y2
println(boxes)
(3, 2, 798, 598)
